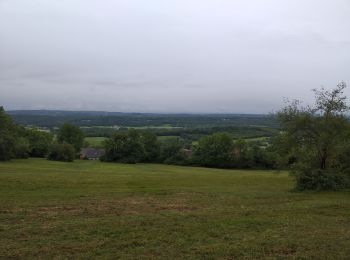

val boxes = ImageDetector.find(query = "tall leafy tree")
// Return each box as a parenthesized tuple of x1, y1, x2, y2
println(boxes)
(159, 138, 186, 165)
(102, 129, 145, 163)
(57, 123, 84, 153)
(25, 129, 53, 157)
(140, 131, 160, 162)
(47, 143, 75, 162)
(0, 107, 17, 161)
(277, 82, 350, 190)
(193, 133, 234, 168)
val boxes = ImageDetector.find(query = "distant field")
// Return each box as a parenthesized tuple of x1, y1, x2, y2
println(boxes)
(85, 137, 107, 147)
(127, 125, 183, 129)
(1, 159, 349, 259)
(192, 136, 270, 146)
(157, 135, 181, 141)
(86, 135, 183, 148)
(243, 136, 270, 142)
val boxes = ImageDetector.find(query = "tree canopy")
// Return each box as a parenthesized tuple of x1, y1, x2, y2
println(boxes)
(0, 107, 19, 160)
(277, 82, 350, 190)
(57, 123, 84, 153)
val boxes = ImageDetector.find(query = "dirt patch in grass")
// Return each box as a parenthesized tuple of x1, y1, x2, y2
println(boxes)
(265, 246, 298, 257)
(1, 193, 200, 220)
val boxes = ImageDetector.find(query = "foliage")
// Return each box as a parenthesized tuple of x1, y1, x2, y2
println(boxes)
(159, 138, 187, 165)
(24, 129, 53, 157)
(140, 131, 160, 162)
(0, 133, 16, 161)
(47, 143, 75, 162)
(192, 134, 273, 169)
(102, 129, 170, 163)
(292, 166, 348, 191)
(57, 123, 84, 153)
(276, 82, 350, 190)
(102, 129, 190, 164)
(238, 143, 274, 169)
(0, 107, 19, 160)
(193, 133, 234, 168)
(13, 137, 30, 159)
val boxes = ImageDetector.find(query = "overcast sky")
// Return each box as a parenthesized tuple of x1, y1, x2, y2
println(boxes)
(0, 0, 349, 113)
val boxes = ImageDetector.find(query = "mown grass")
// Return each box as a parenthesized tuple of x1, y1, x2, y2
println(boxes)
(0, 159, 349, 259)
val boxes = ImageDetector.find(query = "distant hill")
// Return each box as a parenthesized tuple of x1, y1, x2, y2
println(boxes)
(8, 110, 278, 128)
(8, 110, 142, 117)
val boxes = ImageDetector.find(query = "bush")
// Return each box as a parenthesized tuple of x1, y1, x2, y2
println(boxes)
(276, 83, 350, 190)
(293, 167, 350, 191)
(57, 123, 84, 152)
(47, 143, 75, 162)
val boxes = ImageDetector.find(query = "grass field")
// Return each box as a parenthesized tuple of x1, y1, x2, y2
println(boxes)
(85, 137, 107, 148)
(1, 159, 350, 259)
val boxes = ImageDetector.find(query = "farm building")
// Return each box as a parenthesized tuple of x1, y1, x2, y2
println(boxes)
(80, 148, 105, 160)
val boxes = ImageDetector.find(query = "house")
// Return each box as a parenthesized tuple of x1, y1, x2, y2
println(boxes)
(182, 148, 193, 157)
(80, 148, 105, 160)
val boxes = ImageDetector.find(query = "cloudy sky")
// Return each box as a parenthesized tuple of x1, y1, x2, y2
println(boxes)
(0, 0, 349, 113)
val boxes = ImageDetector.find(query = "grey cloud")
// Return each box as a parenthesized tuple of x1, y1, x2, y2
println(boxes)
(0, 0, 350, 113)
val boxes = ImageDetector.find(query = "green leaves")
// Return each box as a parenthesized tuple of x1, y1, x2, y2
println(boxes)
(57, 123, 84, 153)
(276, 83, 350, 190)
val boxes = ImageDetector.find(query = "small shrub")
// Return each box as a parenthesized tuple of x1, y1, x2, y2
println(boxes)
(294, 167, 349, 191)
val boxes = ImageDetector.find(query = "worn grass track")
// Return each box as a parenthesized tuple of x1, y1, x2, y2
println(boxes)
(0, 159, 349, 259)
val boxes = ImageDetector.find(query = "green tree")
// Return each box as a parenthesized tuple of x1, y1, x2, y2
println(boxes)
(140, 131, 160, 162)
(14, 137, 30, 159)
(102, 129, 145, 163)
(0, 107, 17, 161)
(47, 143, 75, 162)
(57, 123, 84, 153)
(193, 133, 234, 168)
(159, 138, 186, 165)
(25, 129, 53, 157)
(277, 82, 350, 190)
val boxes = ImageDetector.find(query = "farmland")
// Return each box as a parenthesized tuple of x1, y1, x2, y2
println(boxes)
(1, 159, 350, 259)
(85, 137, 107, 148)
(9, 110, 279, 145)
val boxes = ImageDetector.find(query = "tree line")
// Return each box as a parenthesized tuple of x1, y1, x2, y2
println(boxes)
(0, 106, 275, 167)
(100, 83, 350, 191)
(100, 129, 274, 168)
(0, 108, 84, 162)
(2, 82, 350, 191)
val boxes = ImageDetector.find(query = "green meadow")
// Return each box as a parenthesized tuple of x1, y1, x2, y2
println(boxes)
(85, 137, 107, 148)
(1, 159, 349, 259)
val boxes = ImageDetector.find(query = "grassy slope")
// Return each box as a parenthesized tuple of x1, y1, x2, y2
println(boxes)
(0, 159, 349, 259)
